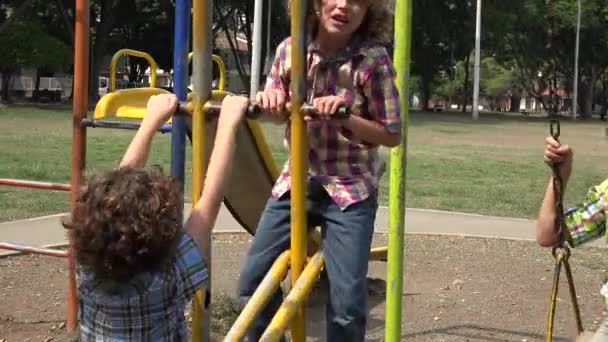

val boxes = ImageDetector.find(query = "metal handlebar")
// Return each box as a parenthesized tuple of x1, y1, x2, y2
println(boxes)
(178, 100, 351, 120)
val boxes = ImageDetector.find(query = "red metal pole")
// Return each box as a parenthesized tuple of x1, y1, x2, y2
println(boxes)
(0, 243, 69, 258)
(0, 179, 71, 192)
(68, 0, 90, 332)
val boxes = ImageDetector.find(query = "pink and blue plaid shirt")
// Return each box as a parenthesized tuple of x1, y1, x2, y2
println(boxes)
(265, 36, 401, 210)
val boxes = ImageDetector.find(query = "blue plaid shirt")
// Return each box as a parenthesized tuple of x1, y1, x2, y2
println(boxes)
(77, 232, 208, 341)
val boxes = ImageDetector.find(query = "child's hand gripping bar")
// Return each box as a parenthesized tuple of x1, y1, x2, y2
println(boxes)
(178, 101, 351, 120)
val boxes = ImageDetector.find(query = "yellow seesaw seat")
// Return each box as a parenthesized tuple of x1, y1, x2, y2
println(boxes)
(93, 87, 172, 120)
(94, 50, 228, 123)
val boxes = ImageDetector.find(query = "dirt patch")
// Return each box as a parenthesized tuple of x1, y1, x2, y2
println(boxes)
(1, 233, 607, 341)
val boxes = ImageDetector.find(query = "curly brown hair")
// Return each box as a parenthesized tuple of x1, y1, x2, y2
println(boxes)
(63, 167, 183, 282)
(288, 0, 394, 45)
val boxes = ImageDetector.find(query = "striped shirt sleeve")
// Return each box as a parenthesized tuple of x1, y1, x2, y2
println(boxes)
(361, 49, 401, 135)
(174, 232, 209, 301)
(564, 178, 608, 247)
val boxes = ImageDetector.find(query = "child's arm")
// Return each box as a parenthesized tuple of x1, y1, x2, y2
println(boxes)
(345, 115, 401, 147)
(184, 95, 249, 256)
(119, 94, 178, 168)
(536, 178, 566, 246)
(307, 96, 400, 147)
(538, 176, 608, 248)
(536, 136, 574, 246)
(309, 53, 402, 148)
(256, 40, 290, 123)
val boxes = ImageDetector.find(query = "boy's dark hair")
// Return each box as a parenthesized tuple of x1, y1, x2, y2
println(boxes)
(63, 167, 183, 282)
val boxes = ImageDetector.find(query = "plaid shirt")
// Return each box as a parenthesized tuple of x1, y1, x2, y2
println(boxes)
(563, 178, 608, 304)
(77, 232, 208, 341)
(265, 36, 401, 210)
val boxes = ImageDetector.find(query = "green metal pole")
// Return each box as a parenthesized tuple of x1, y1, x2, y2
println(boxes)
(385, 0, 412, 340)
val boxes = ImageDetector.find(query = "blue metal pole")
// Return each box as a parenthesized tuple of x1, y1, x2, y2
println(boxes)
(171, 0, 191, 191)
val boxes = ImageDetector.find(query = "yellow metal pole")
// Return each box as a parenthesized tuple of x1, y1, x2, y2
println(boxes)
(260, 252, 325, 342)
(191, 0, 213, 340)
(288, 0, 308, 340)
(224, 251, 291, 341)
(211, 55, 226, 92)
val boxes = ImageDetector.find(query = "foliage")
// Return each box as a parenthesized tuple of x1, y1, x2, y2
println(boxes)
(0, 19, 69, 101)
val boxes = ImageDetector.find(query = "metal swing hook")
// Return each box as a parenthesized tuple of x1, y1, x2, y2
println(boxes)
(546, 246, 584, 341)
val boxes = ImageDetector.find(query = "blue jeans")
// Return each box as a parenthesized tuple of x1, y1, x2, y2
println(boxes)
(237, 181, 377, 342)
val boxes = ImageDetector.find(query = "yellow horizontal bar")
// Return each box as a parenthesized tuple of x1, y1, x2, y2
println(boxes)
(259, 252, 325, 342)
(307, 230, 386, 262)
(224, 251, 291, 342)
(369, 246, 388, 262)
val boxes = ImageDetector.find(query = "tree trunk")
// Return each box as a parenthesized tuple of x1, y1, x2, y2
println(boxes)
(509, 93, 521, 112)
(216, 6, 248, 87)
(1, 72, 12, 103)
(33, 68, 42, 102)
(462, 53, 470, 113)
(579, 65, 599, 119)
(70, 75, 74, 100)
(88, 0, 115, 105)
(601, 89, 607, 121)
(583, 88, 594, 118)
(54, 0, 75, 47)
(600, 72, 608, 121)
(260, 0, 270, 79)
(421, 76, 431, 111)
(243, 5, 253, 60)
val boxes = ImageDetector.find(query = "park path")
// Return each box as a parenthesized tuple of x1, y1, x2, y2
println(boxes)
(5, 204, 600, 256)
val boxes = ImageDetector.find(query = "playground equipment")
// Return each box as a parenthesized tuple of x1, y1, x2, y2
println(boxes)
(544, 113, 584, 342)
(543, 2, 584, 340)
(0, 0, 412, 341)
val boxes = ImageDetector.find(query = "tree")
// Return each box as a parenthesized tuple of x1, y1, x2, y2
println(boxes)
(0, 0, 36, 35)
(81, 0, 176, 102)
(214, 0, 289, 88)
(553, 0, 608, 117)
(435, 57, 473, 110)
(109, 0, 175, 84)
(411, 0, 476, 111)
(480, 57, 519, 111)
(411, 0, 450, 110)
(0, 20, 69, 102)
(485, 0, 608, 118)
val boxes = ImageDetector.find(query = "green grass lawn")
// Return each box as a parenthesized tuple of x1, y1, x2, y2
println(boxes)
(1, 105, 607, 222)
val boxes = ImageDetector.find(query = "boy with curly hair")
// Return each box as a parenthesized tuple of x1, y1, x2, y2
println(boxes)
(64, 94, 250, 340)
(238, 0, 401, 341)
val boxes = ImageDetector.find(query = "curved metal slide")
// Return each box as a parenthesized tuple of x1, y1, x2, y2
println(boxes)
(199, 118, 279, 235)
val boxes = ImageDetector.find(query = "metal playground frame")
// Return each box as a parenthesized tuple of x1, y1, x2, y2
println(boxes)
(0, 0, 413, 340)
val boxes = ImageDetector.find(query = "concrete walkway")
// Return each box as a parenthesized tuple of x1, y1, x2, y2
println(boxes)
(1, 204, 604, 256)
